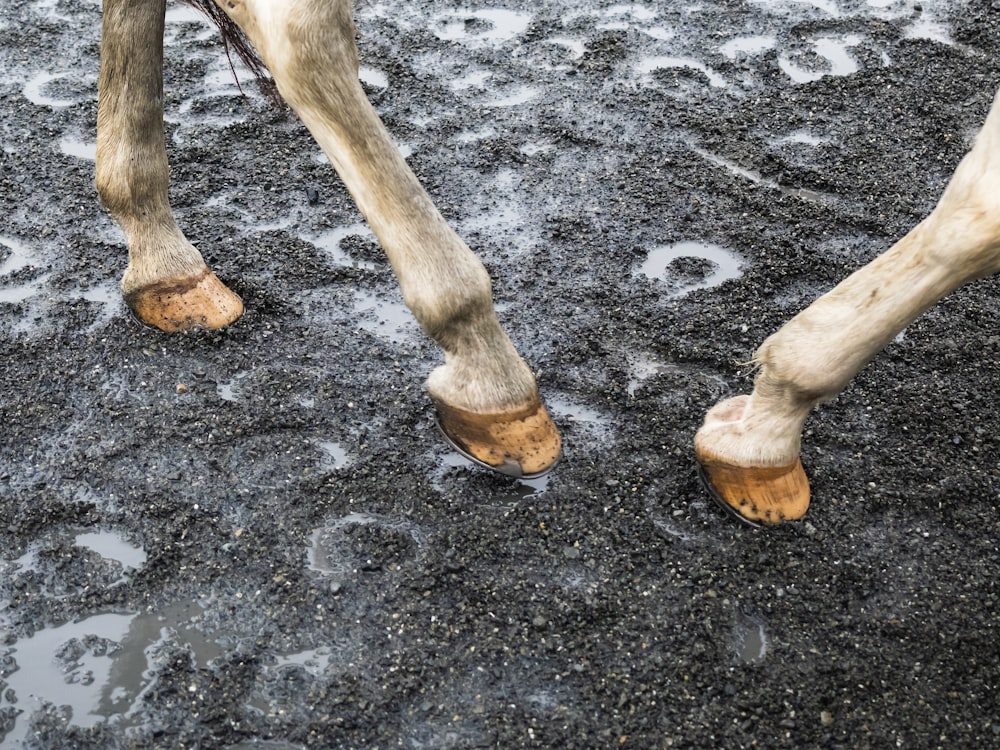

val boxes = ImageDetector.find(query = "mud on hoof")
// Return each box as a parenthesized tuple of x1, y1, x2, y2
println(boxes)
(432, 395, 562, 479)
(124, 267, 244, 331)
(696, 451, 810, 526)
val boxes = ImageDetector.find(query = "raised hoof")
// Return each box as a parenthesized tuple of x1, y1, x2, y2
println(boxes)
(432, 396, 562, 479)
(124, 268, 244, 331)
(696, 453, 810, 526)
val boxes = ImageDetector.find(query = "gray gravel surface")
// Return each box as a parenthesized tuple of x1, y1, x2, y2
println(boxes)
(1, 0, 999, 748)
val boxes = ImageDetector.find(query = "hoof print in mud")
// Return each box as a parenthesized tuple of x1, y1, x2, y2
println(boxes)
(345, 522, 417, 572)
(309, 515, 424, 580)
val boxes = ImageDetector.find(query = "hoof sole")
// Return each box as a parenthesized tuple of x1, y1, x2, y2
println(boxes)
(125, 268, 243, 331)
(433, 396, 561, 479)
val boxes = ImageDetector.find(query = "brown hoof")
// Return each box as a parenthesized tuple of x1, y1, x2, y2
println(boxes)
(432, 395, 562, 479)
(696, 451, 810, 526)
(124, 267, 244, 331)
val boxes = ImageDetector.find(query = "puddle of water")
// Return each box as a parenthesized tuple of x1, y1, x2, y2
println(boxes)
(457, 169, 539, 255)
(482, 85, 540, 107)
(316, 441, 351, 469)
(520, 140, 554, 156)
(163, 3, 216, 44)
(771, 130, 830, 147)
(0, 281, 47, 306)
(634, 56, 728, 88)
(545, 395, 615, 446)
(635, 241, 744, 298)
(433, 449, 550, 499)
(358, 65, 388, 90)
(1, 236, 37, 278)
(8, 543, 43, 574)
(74, 281, 122, 332)
(778, 35, 861, 84)
(304, 223, 379, 270)
(733, 610, 769, 664)
(352, 290, 420, 345)
(720, 35, 777, 59)
(0, 236, 49, 307)
(22, 72, 81, 108)
(626, 352, 671, 396)
(563, 4, 658, 25)
(431, 9, 532, 45)
(271, 647, 333, 677)
(692, 145, 836, 204)
(452, 70, 492, 92)
(1, 612, 137, 739)
(751, 0, 842, 17)
(74, 531, 147, 573)
(547, 397, 610, 427)
(59, 137, 97, 161)
(308, 513, 427, 579)
(455, 126, 498, 144)
(0, 599, 228, 745)
(217, 370, 250, 402)
(547, 37, 586, 61)
(904, 9, 953, 45)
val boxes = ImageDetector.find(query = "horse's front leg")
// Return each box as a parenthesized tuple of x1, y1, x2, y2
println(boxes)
(696, 88, 1000, 525)
(97, 0, 243, 330)
(214, 0, 560, 476)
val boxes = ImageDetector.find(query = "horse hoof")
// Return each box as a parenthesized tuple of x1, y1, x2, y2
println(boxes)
(432, 395, 562, 479)
(124, 268, 244, 331)
(695, 451, 810, 526)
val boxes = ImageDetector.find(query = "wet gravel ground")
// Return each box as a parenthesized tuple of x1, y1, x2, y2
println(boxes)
(2, 0, 1000, 747)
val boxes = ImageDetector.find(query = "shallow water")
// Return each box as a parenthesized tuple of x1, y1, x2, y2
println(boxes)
(733, 609, 769, 664)
(0, 598, 229, 746)
(636, 241, 745, 298)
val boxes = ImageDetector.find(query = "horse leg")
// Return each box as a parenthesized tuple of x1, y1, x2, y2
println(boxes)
(210, 0, 560, 476)
(696, 88, 1000, 525)
(97, 0, 243, 330)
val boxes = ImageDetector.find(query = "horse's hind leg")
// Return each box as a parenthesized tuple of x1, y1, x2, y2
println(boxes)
(210, 0, 560, 476)
(97, 0, 243, 331)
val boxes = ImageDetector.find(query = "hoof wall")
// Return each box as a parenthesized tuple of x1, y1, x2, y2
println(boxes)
(125, 268, 243, 331)
(433, 396, 561, 479)
(696, 453, 810, 526)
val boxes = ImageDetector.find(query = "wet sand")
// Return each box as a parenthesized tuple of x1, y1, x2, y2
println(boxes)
(2, 0, 1000, 747)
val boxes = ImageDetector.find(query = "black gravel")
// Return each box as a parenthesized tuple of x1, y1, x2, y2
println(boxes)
(1, 1, 999, 748)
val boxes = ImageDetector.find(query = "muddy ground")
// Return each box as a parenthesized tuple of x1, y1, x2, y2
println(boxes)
(1, 0, 999, 747)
